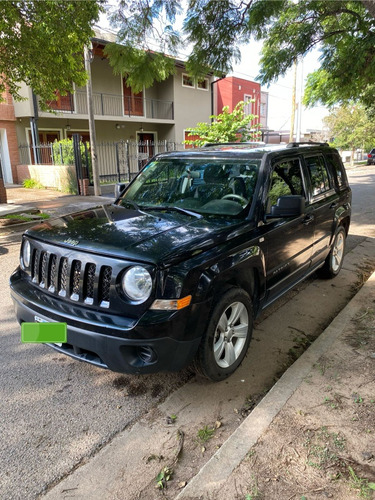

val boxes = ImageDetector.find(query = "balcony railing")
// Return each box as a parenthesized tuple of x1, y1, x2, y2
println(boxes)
(39, 90, 174, 120)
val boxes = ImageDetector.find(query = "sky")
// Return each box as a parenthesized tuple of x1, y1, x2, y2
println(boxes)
(231, 41, 329, 132)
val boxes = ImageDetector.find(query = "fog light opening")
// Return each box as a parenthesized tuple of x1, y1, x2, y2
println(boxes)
(137, 346, 158, 364)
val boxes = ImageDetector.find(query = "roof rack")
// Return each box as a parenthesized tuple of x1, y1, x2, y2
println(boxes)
(286, 141, 329, 148)
(203, 141, 266, 147)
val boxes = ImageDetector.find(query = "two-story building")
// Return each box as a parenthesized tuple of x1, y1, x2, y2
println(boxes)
(13, 29, 214, 184)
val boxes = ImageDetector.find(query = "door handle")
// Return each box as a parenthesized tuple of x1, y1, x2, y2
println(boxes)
(302, 215, 314, 225)
(329, 202, 337, 209)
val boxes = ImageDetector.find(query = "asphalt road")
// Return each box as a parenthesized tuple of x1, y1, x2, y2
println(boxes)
(1, 166, 374, 499)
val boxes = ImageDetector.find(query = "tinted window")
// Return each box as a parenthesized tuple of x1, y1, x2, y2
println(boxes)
(119, 158, 261, 216)
(305, 155, 331, 195)
(325, 153, 348, 190)
(267, 159, 304, 211)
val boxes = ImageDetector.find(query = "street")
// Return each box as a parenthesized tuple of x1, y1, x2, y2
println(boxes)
(1, 166, 375, 499)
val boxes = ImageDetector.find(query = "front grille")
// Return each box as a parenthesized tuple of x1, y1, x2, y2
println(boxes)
(29, 249, 114, 308)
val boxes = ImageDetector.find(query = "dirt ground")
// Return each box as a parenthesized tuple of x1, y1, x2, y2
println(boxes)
(207, 305, 375, 500)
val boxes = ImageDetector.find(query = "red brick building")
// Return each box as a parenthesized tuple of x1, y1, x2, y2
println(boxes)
(216, 76, 262, 127)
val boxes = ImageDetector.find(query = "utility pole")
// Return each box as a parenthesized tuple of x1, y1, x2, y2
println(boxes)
(84, 44, 101, 196)
(289, 60, 297, 143)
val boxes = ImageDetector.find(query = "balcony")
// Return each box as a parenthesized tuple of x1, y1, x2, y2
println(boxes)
(40, 90, 174, 120)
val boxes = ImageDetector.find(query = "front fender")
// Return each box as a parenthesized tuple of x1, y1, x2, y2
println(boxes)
(194, 244, 266, 309)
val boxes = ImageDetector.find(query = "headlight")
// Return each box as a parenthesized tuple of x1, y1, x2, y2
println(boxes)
(122, 266, 152, 303)
(22, 239, 31, 268)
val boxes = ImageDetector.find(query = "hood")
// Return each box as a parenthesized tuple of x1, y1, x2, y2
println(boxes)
(26, 204, 242, 265)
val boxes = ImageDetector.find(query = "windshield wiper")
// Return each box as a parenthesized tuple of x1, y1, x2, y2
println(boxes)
(119, 199, 141, 211)
(143, 205, 203, 219)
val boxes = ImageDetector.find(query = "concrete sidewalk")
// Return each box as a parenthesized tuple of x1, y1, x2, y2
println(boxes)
(0, 185, 113, 237)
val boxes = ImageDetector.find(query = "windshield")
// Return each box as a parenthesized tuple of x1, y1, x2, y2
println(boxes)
(117, 158, 261, 216)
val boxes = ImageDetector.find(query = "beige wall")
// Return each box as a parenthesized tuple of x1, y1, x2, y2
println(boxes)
(13, 83, 33, 117)
(16, 164, 77, 192)
(91, 57, 122, 96)
(173, 68, 212, 143)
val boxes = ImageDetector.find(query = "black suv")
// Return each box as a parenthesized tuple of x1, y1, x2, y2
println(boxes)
(10, 143, 351, 381)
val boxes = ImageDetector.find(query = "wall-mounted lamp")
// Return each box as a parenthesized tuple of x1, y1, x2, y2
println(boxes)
(116, 124, 120, 129)
(66, 124, 71, 131)
(139, 124, 144, 132)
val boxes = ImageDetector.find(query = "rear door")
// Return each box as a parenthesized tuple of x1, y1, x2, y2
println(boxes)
(303, 154, 338, 267)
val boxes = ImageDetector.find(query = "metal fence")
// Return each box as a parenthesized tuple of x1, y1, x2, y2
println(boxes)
(96, 140, 185, 183)
(19, 140, 186, 185)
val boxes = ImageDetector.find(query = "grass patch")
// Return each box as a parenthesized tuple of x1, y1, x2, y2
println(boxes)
(197, 425, 215, 444)
(22, 178, 45, 189)
(348, 466, 375, 498)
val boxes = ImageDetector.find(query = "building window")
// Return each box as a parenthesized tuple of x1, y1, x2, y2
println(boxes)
(197, 78, 209, 91)
(260, 103, 266, 116)
(182, 74, 194, 88)
(244, 95, 253, 116)
(46, 91, 74, 112)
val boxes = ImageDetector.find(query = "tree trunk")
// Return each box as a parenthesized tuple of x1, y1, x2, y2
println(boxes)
(361, 1, 375, 19)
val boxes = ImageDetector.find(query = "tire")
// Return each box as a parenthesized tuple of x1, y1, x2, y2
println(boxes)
(317, 226, 346, 279)
(194, 288, 253, 381)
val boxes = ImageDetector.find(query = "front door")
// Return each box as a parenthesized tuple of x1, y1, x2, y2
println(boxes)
(137, 133, 155, 169)
(263, 157, 314, 303)
(123, 79, 143, 116)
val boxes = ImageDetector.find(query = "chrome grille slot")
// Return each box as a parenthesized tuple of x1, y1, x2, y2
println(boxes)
(99, 266, 112, 307)
(70, 260, 82, 301)
(58, 257, 68, 297)
(83, 263, 96, 305)
(39, 251, 48, 288)
(48, 254, 57, 292)
(31, 249, 39, 283)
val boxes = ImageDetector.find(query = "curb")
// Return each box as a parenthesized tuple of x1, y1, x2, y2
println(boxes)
(175, 271, 375, 499)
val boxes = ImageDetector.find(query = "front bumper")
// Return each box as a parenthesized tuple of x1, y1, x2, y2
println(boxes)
(10, 271, 206, 374)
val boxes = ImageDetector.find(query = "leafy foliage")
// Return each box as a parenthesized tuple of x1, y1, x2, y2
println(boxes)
(107, 0, 375, 107)
(104, 44, 176, 94)
(184, 101, 260, 147)
(323, 103, 375, 161)
(0, 1, 102, 103)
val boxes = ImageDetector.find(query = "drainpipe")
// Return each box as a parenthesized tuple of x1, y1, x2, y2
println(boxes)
(30, 90, 41, 164)
(84, 44, 101, 196)
(210, 76, 226, 122)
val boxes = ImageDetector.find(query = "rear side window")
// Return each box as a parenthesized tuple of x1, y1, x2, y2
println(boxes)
(305, 155, 331, 196)
(325, 153, 348, 190)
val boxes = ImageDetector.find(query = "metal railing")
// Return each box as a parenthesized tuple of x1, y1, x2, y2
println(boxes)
(39, 91, 174, 120)
(19, 140, 186, 184)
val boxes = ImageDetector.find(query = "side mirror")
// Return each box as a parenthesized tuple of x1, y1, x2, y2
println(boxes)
(115, 182, 127, 199)
(269, 195, 305, 218)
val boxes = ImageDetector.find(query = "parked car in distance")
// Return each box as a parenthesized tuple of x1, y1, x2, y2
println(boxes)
(367, 148, 375, 165)
(10, 142, 351, 381)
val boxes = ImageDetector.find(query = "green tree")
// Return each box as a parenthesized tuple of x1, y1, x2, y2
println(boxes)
(323, 103, 375, 165)
(0, 1, 102, 103)
(184, 101, 259, 147)
(107, 0, 375, 107)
